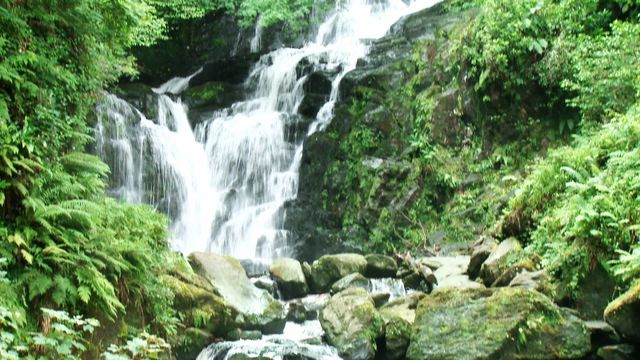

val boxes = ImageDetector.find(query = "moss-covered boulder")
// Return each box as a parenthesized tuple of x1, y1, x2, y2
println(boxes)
(189, 252, 286, 334)
(467, 236, 498, 279)
(406, 287, 591, 360)
(269, 258, 309, 300)
(331, 272, 369, 294)
(604, 282, 640, 343)
(492, 257, 537, 287)
(379, 292, 426, 360)
(479, 238, 522, 287)
(308, 254, 367, 293)
(365, 254, 398, 278)
(319, 288, 385, 360)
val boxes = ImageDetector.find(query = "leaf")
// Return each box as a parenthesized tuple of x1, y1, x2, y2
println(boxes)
(78, 286, 91, 303)
(20, 249, 33, 264)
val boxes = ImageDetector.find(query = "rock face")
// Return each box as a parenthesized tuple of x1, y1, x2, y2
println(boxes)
(365, 254, 398, 278)
(378, 292, 426, 360)
(319, 288, 385, 360)
(269, 258, 309, 300)
(479, 238, 522, 287)
(189, 252, 286, 334)
(308, 254, 367, 293)
(406, 287, 591, 360)
(604, 282, 640, 343)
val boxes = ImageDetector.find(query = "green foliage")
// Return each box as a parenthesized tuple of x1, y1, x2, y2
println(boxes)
(102, 332, 171, 360)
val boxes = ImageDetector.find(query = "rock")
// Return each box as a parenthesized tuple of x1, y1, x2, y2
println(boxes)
(604, 282, 640, 343)
(492, 257, 537, 287)
(252, 276, 278, 296)
(573, 262, 616, 320)
(435, 274, 484, 290)
(378, 292, 426, 360)
(509, 269, 556, 298)
(226, 329, 262, 341)
(299, 293, 331, 320)
(478, 237, 523, 287)
(467, 236, 498, 279)
(162, 275, 236, 336)
(364, 254, 398, 278)
(189, 252, 286, 334)
(585, 320, 620, 348)
(174, 327, 214, 360)
(319, 288, 385, 360)
(286, 300, 308, 323)
(331, 272, 369, 294)
(370, 292, 391, 308)
(308, 254, 367, 293)
(406, 287, 591, 360)
(269, 258, 309, 300)
(597, 344, 637, 360)
(239, 259, 271, 278)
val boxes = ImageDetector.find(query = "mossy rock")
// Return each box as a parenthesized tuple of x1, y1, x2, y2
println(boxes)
(406, 287, 591, 360)
(604, 282, 640, 343)
(365, 254, 398, 278)
(492, 257, 537, 287)
(479, 237, 523, 287)
(189, 252, 286, 334)
(331, 272, 369, 294)
(308, 253, 367, 293)
(319, 288, 385, 360)
(379, 292, 426, 360)
(269, 257, 309, 300)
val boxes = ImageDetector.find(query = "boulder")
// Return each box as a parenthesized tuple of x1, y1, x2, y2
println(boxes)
(189, 252, 286, 334)
(597, 344, 637, 360)
(604, 282, 640, 343)
(478, 238, 522, 287)
(492, 257, 537, 287)
(331, 272, 369, 294)
(378, 292, 426, 360)
(509, 269, 556, 298)
(406, 288, 591, 360)
(269, 258, 309, 300)
(319, 288, 385, 360)
(370, 292, 391, 308)
(251, 276, 278, 297)
(308, 254, 367, 293)
(365, 254, 398, 278)
(432, 256, 479, 290)
(573, 262, 616, 320)
(585, 320, 620, 348)
(467, 236, 499, 279)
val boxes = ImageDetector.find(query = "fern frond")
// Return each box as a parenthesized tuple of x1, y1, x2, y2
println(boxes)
(61, 152, 110, 177)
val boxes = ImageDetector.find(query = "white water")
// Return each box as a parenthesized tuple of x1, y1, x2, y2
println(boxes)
(95, 0, 441, 259)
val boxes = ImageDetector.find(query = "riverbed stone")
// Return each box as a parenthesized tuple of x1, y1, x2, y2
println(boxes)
(189, 252, 286, 334)
(492, 257, 537, 287)
(365, 254, 398, 278)
(331, 272, 369, 294)
(319, 288, 385, 360)
(604, 282, 640, 343)
(379, 292, 426, 360)
(406, 287, 591, 360)
(479, 237, 523, 287)
(269, 257, 309, 300)
(467, 236, 498, 279)
(597, 344, 637, 360)
(308, 253, 367, 293)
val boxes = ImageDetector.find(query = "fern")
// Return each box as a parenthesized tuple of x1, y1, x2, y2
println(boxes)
(61, 152, 110, 178)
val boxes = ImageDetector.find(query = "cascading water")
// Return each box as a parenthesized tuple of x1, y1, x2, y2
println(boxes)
(95, 0, 441, 260)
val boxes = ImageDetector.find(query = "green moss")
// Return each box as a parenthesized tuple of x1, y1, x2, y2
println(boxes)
(184, 82, 225, 102)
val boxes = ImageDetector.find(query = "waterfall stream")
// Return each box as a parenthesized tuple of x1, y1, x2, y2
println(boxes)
(95, 0, 441, 261)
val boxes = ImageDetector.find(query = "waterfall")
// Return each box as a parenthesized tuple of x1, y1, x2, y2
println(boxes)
(95, 0, 442, 260)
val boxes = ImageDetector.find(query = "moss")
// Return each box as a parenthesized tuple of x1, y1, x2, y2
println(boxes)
(184, 82, 225, 102)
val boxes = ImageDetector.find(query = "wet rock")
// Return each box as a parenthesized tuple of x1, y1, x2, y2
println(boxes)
(585, 320, 620, 348)
(320, 288, 385, 360)
(331, 272, 369, 294)
(286, 301, 308, 323)
(378, 292, 426, 360)
(299, 293, 331, 320)
(407, 287, 591, 360)
(478, 237, 522, 287)
(270, 258, 309, 300)
(508, 269, 556, 298)
(467, 236, 499, 279)
(239, 258, 271, 278)
(308, 254, 367, 293)
(573, 262, 616, 320)
(435, 274, 484, 290)
(597, 344, 637, 360)
(252, 276, 278, 297)
(364, 254, 398, 278)
(604, 282, 640, 343)
(370, 292, 391, 308)
(226, 329, 262, 341)
(189, 252, 286, 334)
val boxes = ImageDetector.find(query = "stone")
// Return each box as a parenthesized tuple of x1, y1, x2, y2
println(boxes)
(478, 237, 523, 287)
(492, 257, 537, 287)
(573, 262, 616, 320)
(378, 292, 426, 360)
(319, 288, 385, 360)
(370, 292, 391, 308)
(252, 276, 277, 297)
(364, 254, 398, 278)
(189, 252, 286, 334)
(585, 320, 620, 348)
(308, 254, 367, 293)
(331, 272, 369, 294)
(269, 258, 309, 300)
(467, 236, 499, 279)
(299, 293, 331, 320)
(597, 344, 637, 360)
(604, 282, 640, 343)
(406, 287, 591, 360)
(435, 274, 484, 290)
(226, 329, 262, 341)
